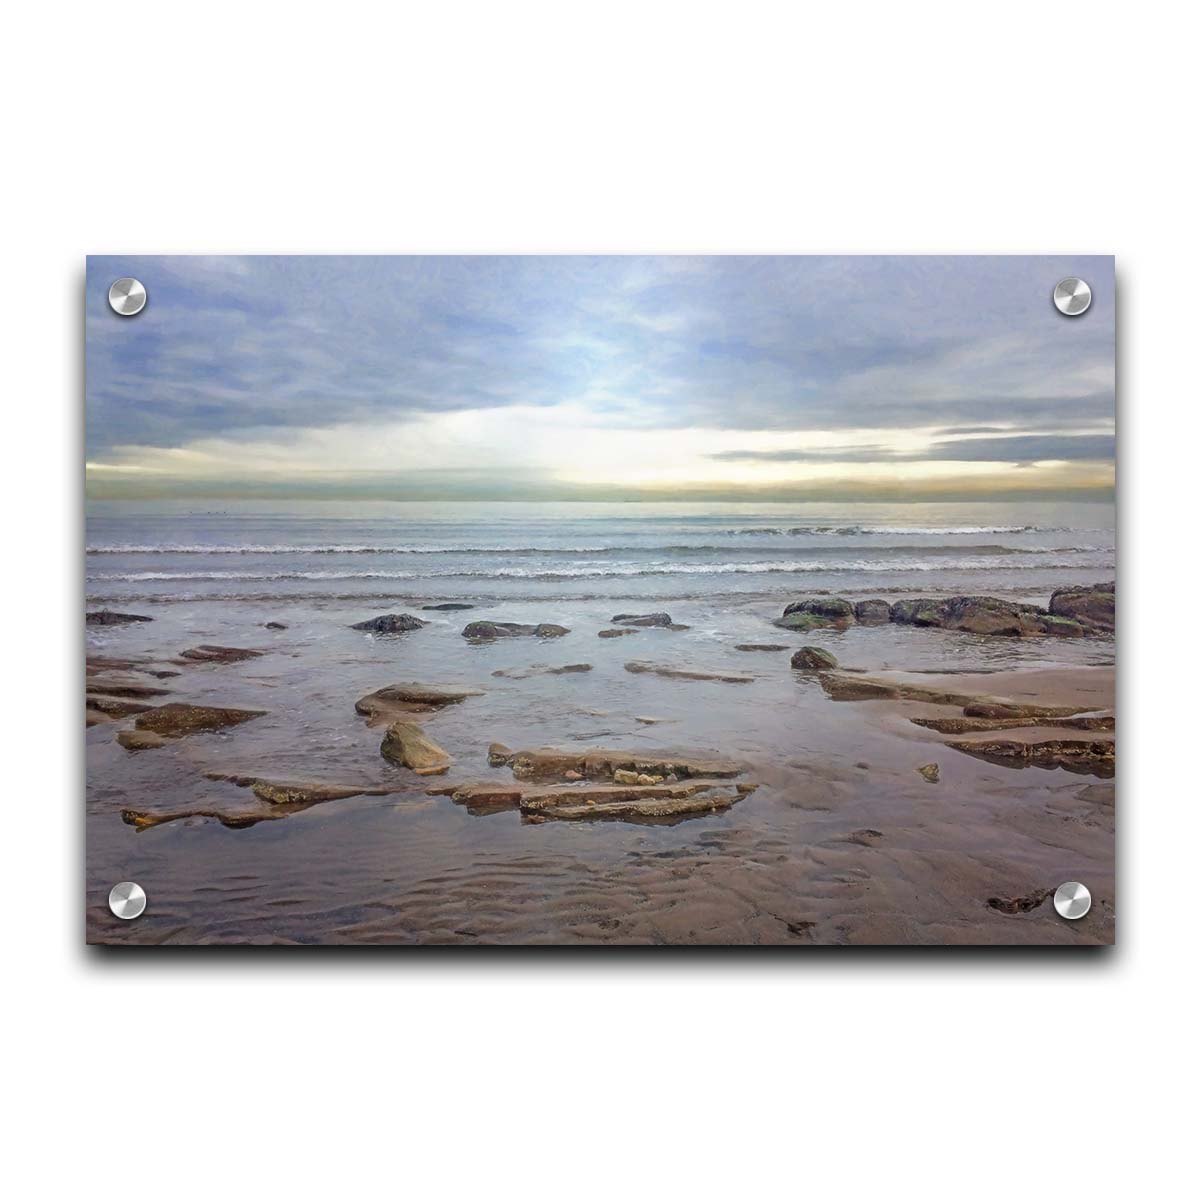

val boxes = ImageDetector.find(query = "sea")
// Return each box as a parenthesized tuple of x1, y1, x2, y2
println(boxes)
(86, 497, 1114, 608)
(85, 498, 1115, 945)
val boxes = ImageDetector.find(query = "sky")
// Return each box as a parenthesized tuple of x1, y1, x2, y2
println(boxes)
(85, 255, 1115, 501)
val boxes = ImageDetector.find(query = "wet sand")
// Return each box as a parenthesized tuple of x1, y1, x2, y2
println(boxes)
(86, 603, 1114, 946)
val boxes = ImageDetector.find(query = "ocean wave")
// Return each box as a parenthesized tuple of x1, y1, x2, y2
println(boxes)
(725, 524, 1061, 536)
(88, 557, 1110, 583)
(85, 540, 1102, 557)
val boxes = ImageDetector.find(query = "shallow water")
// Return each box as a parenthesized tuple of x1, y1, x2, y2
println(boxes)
(86, 500, 1115, 945)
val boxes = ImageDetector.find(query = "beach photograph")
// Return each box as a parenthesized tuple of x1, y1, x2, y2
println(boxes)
(85, 255, 1115, 945)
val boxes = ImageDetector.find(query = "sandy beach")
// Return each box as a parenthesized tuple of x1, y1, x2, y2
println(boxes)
(86, 559, 1115, 946)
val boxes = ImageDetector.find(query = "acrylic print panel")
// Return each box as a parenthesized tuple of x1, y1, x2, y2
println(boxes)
(85, 256, 1115, 946)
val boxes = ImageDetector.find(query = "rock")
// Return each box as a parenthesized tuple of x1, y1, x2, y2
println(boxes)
(510, 747, 742, 783)
(735, 643, 788, 652)
(624, 661, 753, 684)
(122, 807, 281, 831)
(380, 721, 452, 775)
(462, 621, 569, 639)
(204, 772, 403, 805)
(818, 674, 903, 701)
(488, 742, 514, 767)
(86, 610, 152, 626)
(917, 762, 940, 783)
(355, 682, 484, 725)
(611, 612, 675, 628)
(85, 694, 155, 718)
(86, 677, 171, 699)
(951, 737, 1115, 777)
(776, 597, 856, 631)
(912, 714, 1114, 734)
(87, 655, 179, 679)
(818, 672, 987, 706)
(131, 703, 265, 740)
(86, 708, 112, 727)
(491, 663, 592, 678)
(448, 782, 527, 811)
(421, 602, 475, 611)
(791, 646, 838, 671)
(940, 596, 1054, 637)
(889, 598, 950, 627)
(847, 828, 883, 846)
(1049, 581, 1115, 631)
(986, 888, 1053, 915)
(598, 628, 639, 638)
(521, 783, 741, 823)
(116, 729, 169, 751)
(636, 773, 664, 786)
(1038, 615, 1088, 637)
(888, 594, 1094, 638)
(854, 599, 892, 624)
(961, 700, 1090, 719)
(179, 645, 265, 664)
(264, 621, 288, 630)
(350, 613, 428, 634)
(613, 769, 641, 784)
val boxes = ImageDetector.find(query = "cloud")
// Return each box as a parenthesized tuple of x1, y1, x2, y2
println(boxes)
(709, 433, 1116, 464)
(85, 255, 1114, 498)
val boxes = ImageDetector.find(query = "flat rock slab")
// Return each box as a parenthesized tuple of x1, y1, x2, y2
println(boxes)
(818, 672, 1088, 715)
(356, 682, 484, 725)
(203, 772, 406, 805)
(735, 643, 789, 652)
(437, 777, 749, 824)
(912, 714, 1114, 734)
(179, 645, 266, 664)
(86, 676, 172, 699)
(950, 737, 1115, 777)
(86, 610, 152, 626)
(86, 694, 156, 718)
(611, 612, 689, 630)
(624, 661, 753, 684)
(123, 773, 410, 832)
(598, 628, 639, 638)
(87, 655, 179, 679)
(509, 746, 742, 782)
(122, 807, 283, 831)
(130, 702, 266, 741)
(525, 781, 742, 823)
(492, 663, 592, 678)
(421, 602, 475, 611)
(462, 621, 569, 639)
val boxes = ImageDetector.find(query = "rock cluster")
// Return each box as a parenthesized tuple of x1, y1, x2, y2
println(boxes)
(440, 744, 755, 824)
(775, 583, 1115, 637)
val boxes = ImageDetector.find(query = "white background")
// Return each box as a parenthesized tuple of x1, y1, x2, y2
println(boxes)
(2, 2, 1193, 1196)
